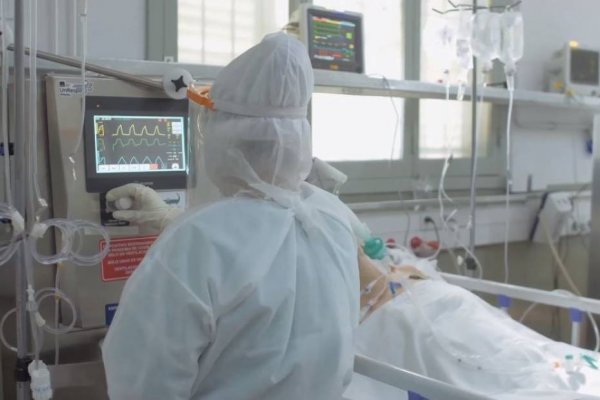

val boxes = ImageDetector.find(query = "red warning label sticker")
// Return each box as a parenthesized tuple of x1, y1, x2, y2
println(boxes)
(100, 236, 158, 282)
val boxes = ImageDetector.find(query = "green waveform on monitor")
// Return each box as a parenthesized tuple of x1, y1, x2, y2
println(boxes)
(111, 138, 167, 151)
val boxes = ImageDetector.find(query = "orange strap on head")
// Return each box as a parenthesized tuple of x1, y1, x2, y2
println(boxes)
(188, 85, 215, 110)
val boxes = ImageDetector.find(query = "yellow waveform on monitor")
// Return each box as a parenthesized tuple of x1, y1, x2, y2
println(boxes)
(112, 124, 167, 136)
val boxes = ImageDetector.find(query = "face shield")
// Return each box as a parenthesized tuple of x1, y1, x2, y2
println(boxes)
(186, 84, 221, 209)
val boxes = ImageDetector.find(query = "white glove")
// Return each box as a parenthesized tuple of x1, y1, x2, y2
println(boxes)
(105, 183, 183, 231)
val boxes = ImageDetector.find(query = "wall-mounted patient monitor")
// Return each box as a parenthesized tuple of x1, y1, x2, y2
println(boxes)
(294, 4, 364, 74)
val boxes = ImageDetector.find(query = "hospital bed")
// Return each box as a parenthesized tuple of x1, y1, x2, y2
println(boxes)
(443, 273, 600, 349)
(346, 273, 600, 400)
(44, 275, 600, 400)
(45, 354, 490, 400)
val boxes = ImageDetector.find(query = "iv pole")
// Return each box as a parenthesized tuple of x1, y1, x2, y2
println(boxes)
(13, 0, 32, 398)
(466, 0, 479, 271)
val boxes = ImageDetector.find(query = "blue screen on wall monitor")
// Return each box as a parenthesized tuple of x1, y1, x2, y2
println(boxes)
(93, 115, 186, 174)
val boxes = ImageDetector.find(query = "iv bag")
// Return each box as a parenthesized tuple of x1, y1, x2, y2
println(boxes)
(455, 9, 473, 70)
(453, 10, 474, 99)
(471, 10, 501, 72)
(423, 14, 456, 76)
(499, 10, 524, 75)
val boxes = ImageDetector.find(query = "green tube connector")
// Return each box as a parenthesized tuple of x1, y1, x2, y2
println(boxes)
(363, 237, 386, 260)
(581, 354, 598, 370)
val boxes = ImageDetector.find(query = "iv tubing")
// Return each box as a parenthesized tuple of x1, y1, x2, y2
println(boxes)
(0, 285, 78, 353)
(52, 0, 59, 54)
(68, 0, 88, 178)
(0, 204, 22, 265)
(435, 80, 484, 278)
(503, 88, 515, 284)
(0, 0, 11, 206)
(28, 219, 72, 265)
(68, 219, 111, 266)
(0, 308, 16, 352)
(29, 0, 47, 218)
(28, 218, 110, 266)
(54, 265, 62, 365)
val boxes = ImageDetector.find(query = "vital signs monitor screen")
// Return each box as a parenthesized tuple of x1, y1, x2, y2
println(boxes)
(83, 96, 188, 192)
(93, 115, 186, 174)
(307, 8, 364, 73)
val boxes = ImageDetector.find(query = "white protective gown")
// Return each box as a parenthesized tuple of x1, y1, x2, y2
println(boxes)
(102, 32, 360, 400)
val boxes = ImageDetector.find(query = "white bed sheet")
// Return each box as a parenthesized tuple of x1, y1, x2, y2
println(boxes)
(344, 279, 600, 400)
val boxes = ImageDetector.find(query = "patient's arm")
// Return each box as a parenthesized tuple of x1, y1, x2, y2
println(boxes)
(358, 250, 428, 321)
(359, 250, 393, 315)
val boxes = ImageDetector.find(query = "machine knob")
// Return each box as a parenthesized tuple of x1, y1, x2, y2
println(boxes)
(114, 197, 133, 211)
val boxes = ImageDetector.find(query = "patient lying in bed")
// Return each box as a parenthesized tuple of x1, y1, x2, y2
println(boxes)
(350, 249, 600, 400)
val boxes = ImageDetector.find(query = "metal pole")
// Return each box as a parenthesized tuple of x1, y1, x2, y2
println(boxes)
(587, 115, 600, 347)
(468, 0, 478, 254)
(8, 45, 164, 91)
(463, 0, 479, 275)
(354, 355, 492, 400)
(468, 0, 478, 252)
(13, 0, 31, 398)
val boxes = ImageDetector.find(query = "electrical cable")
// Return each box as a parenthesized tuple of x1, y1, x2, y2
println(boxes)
(541, 219, 600, 352)
(518, 302, 538, 323)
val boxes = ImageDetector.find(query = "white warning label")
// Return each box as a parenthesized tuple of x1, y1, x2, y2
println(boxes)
(58, 81, 94, 96)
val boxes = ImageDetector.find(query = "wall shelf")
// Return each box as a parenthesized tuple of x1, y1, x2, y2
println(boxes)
(35, 58, 600, 111)
(314, 70, 600, 111)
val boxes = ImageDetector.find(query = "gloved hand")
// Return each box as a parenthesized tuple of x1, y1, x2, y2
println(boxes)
(106, 183, 183, 231)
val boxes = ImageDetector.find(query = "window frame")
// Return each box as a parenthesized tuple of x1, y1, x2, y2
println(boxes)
(148, 0, 506, 196)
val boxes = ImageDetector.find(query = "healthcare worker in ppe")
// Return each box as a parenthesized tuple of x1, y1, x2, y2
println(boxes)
(102, 32, 360, 400)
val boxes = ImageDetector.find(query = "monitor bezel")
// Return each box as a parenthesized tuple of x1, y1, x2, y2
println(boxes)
(570, 47, 600, 86)
(306, 7, 365, 74)
(83, 96, 188, 193)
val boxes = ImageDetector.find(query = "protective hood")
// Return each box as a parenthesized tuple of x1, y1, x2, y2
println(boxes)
(201, 32, 314, 198)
